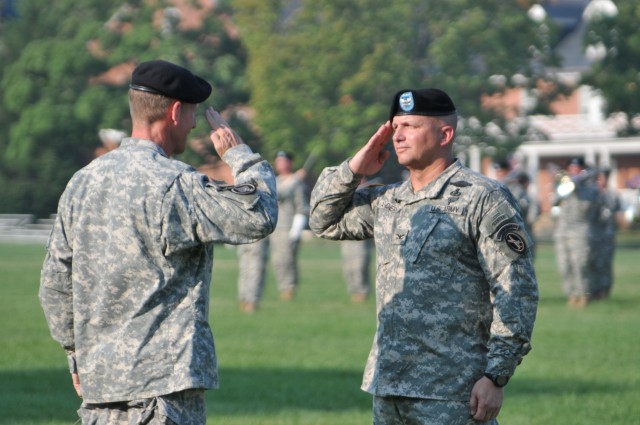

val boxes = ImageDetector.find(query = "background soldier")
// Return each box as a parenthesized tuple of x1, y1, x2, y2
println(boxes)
(237, 150, 310, 312)
(552, 157, 601, 307)
(340, 177, 380, 303)
(493, 160, 539, 257)
(593, 168, 623, 300)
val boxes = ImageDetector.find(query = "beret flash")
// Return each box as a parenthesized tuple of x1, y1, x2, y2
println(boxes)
(389, 88, 456, 121)
(129, 59, 212, 104)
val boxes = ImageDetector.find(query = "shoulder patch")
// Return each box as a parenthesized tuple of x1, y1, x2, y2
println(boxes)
(504, 231, 527, 254)
(216, 183, 256, 195)
(495, 223, 527, 254)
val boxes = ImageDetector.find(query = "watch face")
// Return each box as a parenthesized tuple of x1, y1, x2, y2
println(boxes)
(496, 375, 509, 386)
(485, 373, 509, 387)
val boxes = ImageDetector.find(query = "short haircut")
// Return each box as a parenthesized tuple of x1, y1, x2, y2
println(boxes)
(129, 90, 174, 124)
(433, 113, 458, 134)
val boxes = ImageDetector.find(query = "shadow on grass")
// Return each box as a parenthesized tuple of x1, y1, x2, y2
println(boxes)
(508, 376, 634, 398)
(0, 366, 370, 423)
(210, 367, 371, 415)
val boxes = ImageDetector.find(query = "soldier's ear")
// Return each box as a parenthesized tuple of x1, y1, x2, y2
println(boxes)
(440, 125, 455, 147)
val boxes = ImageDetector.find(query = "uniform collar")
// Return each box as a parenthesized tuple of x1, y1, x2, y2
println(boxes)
(394, 159, 463, 203)
(120, 138, 169, 158)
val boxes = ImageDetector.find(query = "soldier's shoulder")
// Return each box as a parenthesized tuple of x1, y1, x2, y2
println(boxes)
(452, 166, 502, 192)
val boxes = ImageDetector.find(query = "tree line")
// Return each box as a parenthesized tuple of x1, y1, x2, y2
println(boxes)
(0, 0, 635, 217)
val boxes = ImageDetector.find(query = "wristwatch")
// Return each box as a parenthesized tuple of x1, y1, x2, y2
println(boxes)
(484, 373, 510, 387)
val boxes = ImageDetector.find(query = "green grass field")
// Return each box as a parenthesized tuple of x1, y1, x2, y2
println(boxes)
(1, 233, 639, 425)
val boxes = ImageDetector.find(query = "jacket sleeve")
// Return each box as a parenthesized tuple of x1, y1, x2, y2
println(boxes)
(309, 160, 375, 241)
(476, 189, 539, 378)
(39, 201, 76, 355)
(162, 144, 278, 254)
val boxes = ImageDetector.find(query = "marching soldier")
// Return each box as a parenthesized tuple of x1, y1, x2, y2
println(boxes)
(552, 157, 601, 307)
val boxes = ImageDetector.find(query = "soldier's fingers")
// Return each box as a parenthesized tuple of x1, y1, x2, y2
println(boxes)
(205, 107, 226, 130)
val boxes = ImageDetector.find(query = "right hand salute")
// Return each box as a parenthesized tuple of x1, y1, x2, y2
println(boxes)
(205, 106, 245, 157)
(348, 121, 393, 176)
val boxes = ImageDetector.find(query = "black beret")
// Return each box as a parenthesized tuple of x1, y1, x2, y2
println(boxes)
(129, 60, 212, 103)
(567, 157, 585, 167)
(389, 88, 456, 121)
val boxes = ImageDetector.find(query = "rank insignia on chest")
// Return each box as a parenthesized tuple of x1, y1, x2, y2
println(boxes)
(447, 188, 462, 204)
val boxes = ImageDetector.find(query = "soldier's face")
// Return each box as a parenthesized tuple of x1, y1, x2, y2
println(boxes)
(567, 163, 582, 176)
(275, 157, 293, 175)
(392, 115, 444, 170)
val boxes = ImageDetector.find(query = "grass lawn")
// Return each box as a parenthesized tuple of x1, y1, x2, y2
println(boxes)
(0, 231, 639, 424)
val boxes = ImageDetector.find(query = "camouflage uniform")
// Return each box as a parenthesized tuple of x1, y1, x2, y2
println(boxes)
(237, 173, 309, 302)
(341, 239, 373, 298)
(39, 139, 277, 415)
(552, 175, 601, 301)
(593, 187, 621, 298)
(310, 159, 538, 413)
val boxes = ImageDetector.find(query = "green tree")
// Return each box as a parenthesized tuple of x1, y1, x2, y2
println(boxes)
(0, 0, 112, 217)
(0, 0, 251, 216)
(233, 0, 561, 178)
(581, 0, 640, 135)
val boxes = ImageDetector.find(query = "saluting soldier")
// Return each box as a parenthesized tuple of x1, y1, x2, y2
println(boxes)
(309, 88, 538, 425)
(552, 157, 601, 307)
(39, 60, 278, 424)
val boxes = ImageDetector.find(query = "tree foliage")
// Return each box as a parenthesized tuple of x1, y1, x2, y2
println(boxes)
(581, 1, 640, 135)
(0, 0, 251, 216)
(233, 0, 560, 177)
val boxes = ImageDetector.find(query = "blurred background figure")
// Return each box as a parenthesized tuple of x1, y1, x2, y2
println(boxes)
(95, 128, 127, 157)
(341, 239, 373, 303)
(593, 169, 623, 300)
(493, 160, 539, 257)
(340, 177, 381, 303)
(237, 150, 310, 313)
(552, 157, 601, 307)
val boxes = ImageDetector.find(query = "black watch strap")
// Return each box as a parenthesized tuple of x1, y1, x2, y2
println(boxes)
(484, 373, 509, 387)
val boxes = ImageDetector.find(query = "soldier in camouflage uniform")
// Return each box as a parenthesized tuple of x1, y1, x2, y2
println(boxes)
(593, 169, 622, 300)
(237, 151, 310, 312)
(340, 178, 378, 303)
(309, 88, 538, 425)
(39, 60, 278, 425)
(552, 157, 601, 307)
(341, 238, 373, 302)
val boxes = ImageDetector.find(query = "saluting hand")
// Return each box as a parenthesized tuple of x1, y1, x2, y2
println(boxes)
(205, 107, 244, 158)
(348, 121, 393, 176)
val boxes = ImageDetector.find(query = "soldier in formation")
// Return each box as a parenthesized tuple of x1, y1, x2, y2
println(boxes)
(237, 150, 310, 313)
(552, 157, 602, 307)
(593, 168, 623, 300)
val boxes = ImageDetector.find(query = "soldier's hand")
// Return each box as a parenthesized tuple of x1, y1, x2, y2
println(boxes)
(348, 121, 392, 176)
(469, 376, 503, 422)
(71, 372, 82, 398)
(205, 107, 245, 158)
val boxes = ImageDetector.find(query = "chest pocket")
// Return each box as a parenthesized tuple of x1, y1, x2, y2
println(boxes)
(402, 212, 440, 263)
